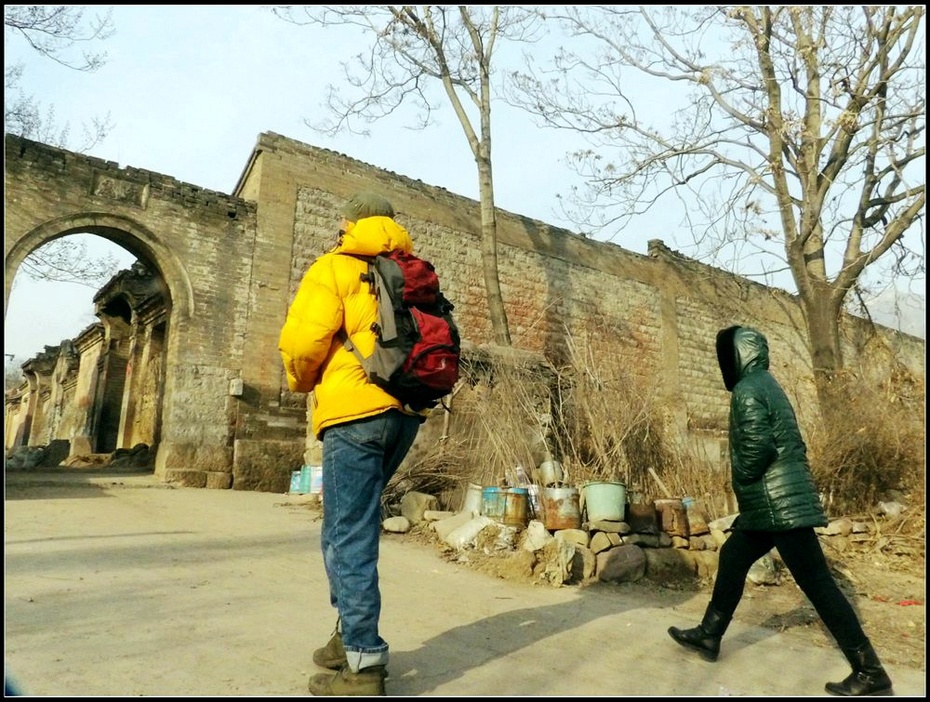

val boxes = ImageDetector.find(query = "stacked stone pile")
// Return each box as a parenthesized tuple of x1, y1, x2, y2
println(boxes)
(382, 490, 888, 589)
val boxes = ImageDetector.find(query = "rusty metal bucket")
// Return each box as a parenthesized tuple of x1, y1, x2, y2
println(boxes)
(541, 486, 581, 530)
(502, 487, 530, 529)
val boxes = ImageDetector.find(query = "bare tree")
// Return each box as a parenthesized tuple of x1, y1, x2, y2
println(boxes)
(5, 5, 115, 150)
(272, 5, 547, 347)
(17, 238, 123, 289)
(511, 6, 925, 413)
(5, 5, 120, 288)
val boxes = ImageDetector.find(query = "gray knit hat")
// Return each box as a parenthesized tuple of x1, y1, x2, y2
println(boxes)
(342, 191, 395, 222)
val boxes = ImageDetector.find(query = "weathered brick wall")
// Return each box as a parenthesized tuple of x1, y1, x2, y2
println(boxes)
(5, 132, 924, 493)
(255, 132, 923, 469)
(69, 326, 106, 455)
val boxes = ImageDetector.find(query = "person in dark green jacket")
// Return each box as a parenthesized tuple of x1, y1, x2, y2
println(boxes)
(668, 326, 892, 697)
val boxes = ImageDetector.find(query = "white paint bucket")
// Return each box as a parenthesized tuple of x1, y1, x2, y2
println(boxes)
(460, 483, 483, 516)
(537, 459, 568, 486)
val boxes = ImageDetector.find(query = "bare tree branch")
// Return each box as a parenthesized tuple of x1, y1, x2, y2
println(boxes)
(272, 5, 545, 346)
(5, 5, 118, 286)
(510, 5, 925, 412)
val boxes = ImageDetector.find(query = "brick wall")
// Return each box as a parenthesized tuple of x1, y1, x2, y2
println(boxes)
(4, 132, 924, 492)
(250, 132, 924, 467)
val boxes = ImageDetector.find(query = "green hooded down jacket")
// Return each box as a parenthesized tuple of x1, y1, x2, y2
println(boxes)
(716, 325, 828, 531)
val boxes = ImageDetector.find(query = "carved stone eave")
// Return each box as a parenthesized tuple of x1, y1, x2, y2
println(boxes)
(94, 261, 163, 313)
(21, 347, 59, 375)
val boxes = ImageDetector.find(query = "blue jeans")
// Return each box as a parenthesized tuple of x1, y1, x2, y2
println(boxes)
(320, 409, 421, 672)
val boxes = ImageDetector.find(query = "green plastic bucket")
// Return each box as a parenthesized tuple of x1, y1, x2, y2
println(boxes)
(581, 481, 627, 522)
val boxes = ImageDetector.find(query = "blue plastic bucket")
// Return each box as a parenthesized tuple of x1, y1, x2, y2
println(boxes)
(289, 470, 303, 493)
(290, 466, 323, 495)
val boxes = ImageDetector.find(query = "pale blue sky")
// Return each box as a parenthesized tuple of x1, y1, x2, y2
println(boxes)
(4, 6, 925, 360)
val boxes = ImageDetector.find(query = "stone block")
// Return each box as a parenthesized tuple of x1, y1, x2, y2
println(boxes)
(554, 528, 590, 548)
(626, 503, 660, 534)
(596, 544, 646, 583)
(401, 491, 439, 524)
(643, 547, 698, 582)
(41, 439, 70, 467)
(571, 545, 597, 582)
(591, 531, 623, 554)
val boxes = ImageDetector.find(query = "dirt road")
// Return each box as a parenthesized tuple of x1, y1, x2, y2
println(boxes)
(4, 469, 926, 697)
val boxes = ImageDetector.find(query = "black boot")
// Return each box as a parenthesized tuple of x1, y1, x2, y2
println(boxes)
(668, 604, 731, 662)
(825, 642, 893, 696)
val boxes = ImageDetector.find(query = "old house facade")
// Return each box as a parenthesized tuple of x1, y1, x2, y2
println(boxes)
(4, 132, 924, 492)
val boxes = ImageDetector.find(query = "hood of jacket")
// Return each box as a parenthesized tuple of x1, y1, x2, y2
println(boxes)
(716, 325, 769, 392)
(336, 216, 413, 257)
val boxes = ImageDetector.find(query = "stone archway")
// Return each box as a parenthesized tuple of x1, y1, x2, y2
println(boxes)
(4, 212, 194, 319)
(4, 214, 191, 465)
(5, 134, 269, 489)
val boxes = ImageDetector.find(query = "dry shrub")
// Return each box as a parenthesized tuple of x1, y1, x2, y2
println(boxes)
(807, 366, 925, 519)
(549, 327, 653, 485)
(382, 420, 473, 513)
(547, 325, 731, 518)
(448, 347, 555, 484)
(384, 345, 555, 511)
(389, 329, 735, 521)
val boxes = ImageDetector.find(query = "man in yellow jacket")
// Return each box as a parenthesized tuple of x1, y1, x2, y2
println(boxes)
(279, 192, 424, 696)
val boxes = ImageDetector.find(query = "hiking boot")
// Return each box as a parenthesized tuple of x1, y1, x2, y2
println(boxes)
(668, 604, 731, 662)
(825, 642, 893, 696)
(307, 665, 386, 696)
(313, 630, 347, 670)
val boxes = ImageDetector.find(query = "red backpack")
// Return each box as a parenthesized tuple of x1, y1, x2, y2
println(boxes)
(341, 250, 461, 411)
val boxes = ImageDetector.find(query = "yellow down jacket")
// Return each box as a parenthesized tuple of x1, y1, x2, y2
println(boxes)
(278, 216, 417, 439)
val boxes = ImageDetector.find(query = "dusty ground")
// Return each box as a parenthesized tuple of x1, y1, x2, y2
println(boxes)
(408, 507, 926, 672)
(4, 469, 925, 696)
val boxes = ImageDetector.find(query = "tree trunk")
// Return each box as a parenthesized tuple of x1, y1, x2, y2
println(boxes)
(800, 288, 849, 421)
(476, 156, 511, 346)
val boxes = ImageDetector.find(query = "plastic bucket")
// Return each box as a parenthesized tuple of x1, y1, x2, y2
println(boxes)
(460, 483, 484, 516)
(537, 459, 568, 486)
(482, 487, 505, 521)
(290, 465, 323, 495)
(307, 465, 323, 494)
(581, 481, 627, 522)
(541, 486, 581, 530)
(502, 487, 530, 528)
(289, 470, 303, 494)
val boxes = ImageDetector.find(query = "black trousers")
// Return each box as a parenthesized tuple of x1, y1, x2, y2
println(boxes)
(710, 527, 867, 651)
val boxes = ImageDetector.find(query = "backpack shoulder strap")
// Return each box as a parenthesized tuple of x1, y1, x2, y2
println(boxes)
(336, 321, 366, 363)
(334, 251, 395, 358)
